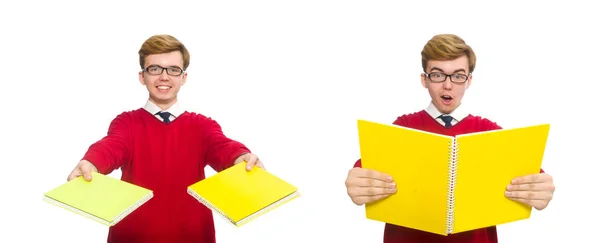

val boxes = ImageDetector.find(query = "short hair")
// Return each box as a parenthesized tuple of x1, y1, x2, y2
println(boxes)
(421, 34, 476, 73)
(138, 34, 190, 70)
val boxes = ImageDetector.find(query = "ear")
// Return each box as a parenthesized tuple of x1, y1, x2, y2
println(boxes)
(181, 72, 188, 86)
(466, 73, 473, 89)
(138, 71, 145, 85)
(421, 73, 428, 88)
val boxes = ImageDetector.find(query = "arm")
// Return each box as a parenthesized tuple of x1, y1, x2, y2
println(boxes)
(81, 113, 132, 174)
(353, 159, 362, 168)
(202, 118, 251, 172)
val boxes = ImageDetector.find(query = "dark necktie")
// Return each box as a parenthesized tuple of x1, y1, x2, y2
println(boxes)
(439, 115, 454, 128)
(157, 111, 172, 124)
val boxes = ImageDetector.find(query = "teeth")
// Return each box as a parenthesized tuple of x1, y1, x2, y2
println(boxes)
(158, 86, 170, 90)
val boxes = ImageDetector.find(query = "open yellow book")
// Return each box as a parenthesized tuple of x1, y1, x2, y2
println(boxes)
(43, 172, 153, 226)
(356, 119, 550, 236)
(187, 162, 300, 227)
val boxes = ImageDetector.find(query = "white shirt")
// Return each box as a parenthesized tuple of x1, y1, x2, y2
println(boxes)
(424, 101, 469, 126)
(143, 100, 185, 122)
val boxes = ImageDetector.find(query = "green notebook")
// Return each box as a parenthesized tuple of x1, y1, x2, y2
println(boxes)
(43, 172, 153, 226)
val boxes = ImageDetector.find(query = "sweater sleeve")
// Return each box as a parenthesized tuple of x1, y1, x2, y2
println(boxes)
(81, 113, 132, 174)
(202, 118, 251, 172)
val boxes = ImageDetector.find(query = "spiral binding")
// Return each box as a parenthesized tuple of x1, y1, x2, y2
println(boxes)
(446, 138, 459, 234)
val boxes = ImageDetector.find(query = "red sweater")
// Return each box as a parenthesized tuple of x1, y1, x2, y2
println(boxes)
(82, 108, 250, 243)
(354, 110, 503, 243)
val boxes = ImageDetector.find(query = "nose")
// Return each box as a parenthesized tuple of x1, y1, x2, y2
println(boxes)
(159, 70, 170, 81)
(443, 78, 453, 90)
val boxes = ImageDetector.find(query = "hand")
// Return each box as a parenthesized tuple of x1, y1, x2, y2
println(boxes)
(67, 160, 99, 182)
(505, 173, 555, 210)
(345, 167, 396, 205)
(234, 153, 265, 171)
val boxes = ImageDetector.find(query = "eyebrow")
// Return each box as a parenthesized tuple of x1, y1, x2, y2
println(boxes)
(429, 67, 467, 74)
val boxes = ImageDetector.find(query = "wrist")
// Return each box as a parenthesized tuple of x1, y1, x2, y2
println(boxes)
(234, 152, 249, 164)
(82, 159, 99, 173)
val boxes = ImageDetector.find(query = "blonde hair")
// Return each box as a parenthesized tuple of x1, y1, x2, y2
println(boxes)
(138, 34, 190, 70)
(421, 34, 476, 73)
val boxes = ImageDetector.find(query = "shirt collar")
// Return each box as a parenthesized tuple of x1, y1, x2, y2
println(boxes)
(143, 100, 184, 118)
(425, 101, 469, 122)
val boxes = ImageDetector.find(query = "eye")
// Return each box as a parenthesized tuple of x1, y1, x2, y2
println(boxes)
(168, 67, 181, 73)
(453, 74, 466, 80)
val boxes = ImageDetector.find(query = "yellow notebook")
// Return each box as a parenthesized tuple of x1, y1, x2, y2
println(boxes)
(356, 119, 550, 236)
(43, 172, 153, 226)
(187, 162, 300, 227)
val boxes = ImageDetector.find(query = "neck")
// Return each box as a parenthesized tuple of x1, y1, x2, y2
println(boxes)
(150, 97, 177, 111)
(439, 102, 461, 115)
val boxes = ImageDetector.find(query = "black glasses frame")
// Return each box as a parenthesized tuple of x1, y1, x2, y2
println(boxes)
(143, 65, 185, 76)
(424, 72, 470, 84)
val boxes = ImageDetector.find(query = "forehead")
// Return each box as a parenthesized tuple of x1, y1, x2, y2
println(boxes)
(144, 51, 184, 67)
(427, 55, 469, 73)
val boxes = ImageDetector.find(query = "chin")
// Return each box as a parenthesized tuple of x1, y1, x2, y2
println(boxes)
(435, 102, 456, 114)
(150, 94, 174, 102)
(152, 90, 171, 97)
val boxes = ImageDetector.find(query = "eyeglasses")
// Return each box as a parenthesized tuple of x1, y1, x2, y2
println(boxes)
(424, 72, 469, 84)
(143, 65, 184, 76)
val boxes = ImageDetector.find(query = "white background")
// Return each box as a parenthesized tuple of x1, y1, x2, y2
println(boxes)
(1, 0, 598, 242)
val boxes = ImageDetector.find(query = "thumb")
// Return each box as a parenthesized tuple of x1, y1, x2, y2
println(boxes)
(245, 157, 259, 171)
(81, 164, 95, 181)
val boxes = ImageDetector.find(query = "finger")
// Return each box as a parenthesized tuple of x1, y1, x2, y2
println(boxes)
(505, 190, 553, 200)
(245, 155, 259, 171)
(512, 173, 550, 184)
(81, 166, 93, 181)
(353, 186, 397, 197)
(256, 160, 265, 170)
(67, 171, 81, 181)
(506, 182, 555, 192)
(355, 168, 393, 182)
(352, 177, 396, 189)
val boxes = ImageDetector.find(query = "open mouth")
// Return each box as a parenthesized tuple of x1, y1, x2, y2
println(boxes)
(441, 95, 453, 104)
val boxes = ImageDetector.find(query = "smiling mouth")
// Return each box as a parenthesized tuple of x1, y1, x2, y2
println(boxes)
(157, 85, 171, 90)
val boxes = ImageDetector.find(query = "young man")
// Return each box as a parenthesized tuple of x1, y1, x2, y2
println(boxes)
(344, 34, 555, 243)
(67, 34, 264, 243)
